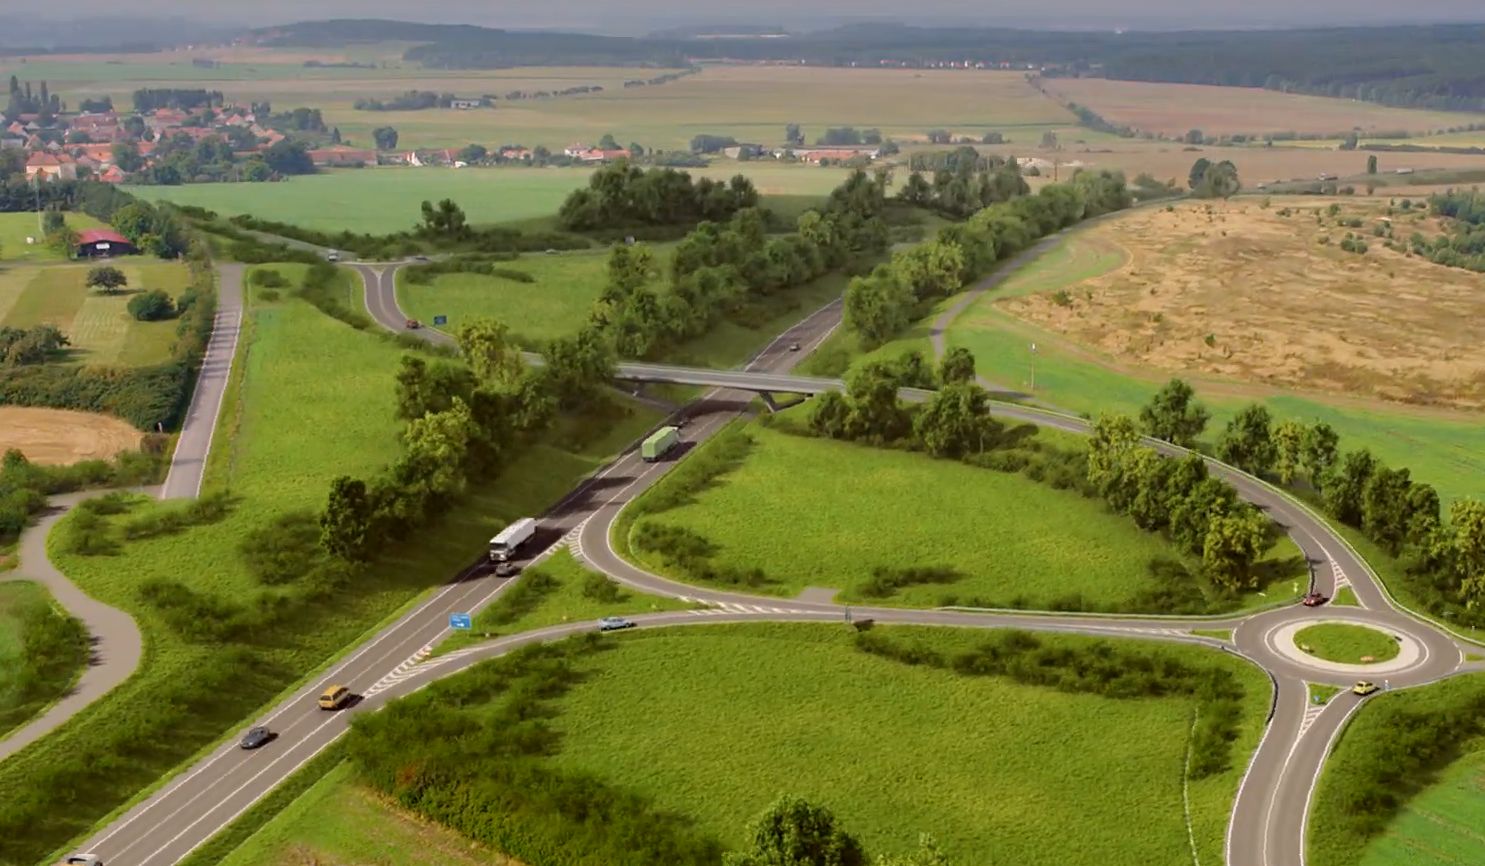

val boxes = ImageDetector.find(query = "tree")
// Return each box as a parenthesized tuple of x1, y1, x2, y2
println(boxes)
(1367, 154, 1379, 174)
(1138, 378, 1209, 447)
(457, 143, 488, 163)
(915, 382, 998, 458)
(598, 132, 620, 150)
(1442, 499, 1485, 607)
(419, 198, 469, 240)
(86, 265, 127, 294)
(1406, 483, 1442, 546)
(457, 318, 525, 387)
(1323, 449, 1377, 526)
(1271, 420, 1307, 486)
(843, 268, 914, 349)
(809, 390, 852, 440)
(1185, 128, 1205, 145)
(1301, 422, 1340, 485)
(891, 239, 965, 301)
(724, 796, 867, 866)
(112, 140, 144, 172)
(541, 325, 615, 407)
(394, 355, 475, 420)
(938, 346, 976, 385)
(1188, 158, 1213, 190)
(1087, 413, 1142, 508)
(1217, 404, 1275, 475)
(372, 125, 400, 150)
(397, 398, 477, 499)
(263, 139, 314, 175)
(126, 290, 175, 321)
(320, 476, 374, 561)
(1362, 465, 1414, 554)
(786, 123, 804, 146)
(1194, 160, 1240, 198)
(1039, 130, 1059, 150)
(1203, 507, 1270, 591)
(873, 835, 951, 866)
(844, 361, 912, 443)
(1127, 447, 1177, 530)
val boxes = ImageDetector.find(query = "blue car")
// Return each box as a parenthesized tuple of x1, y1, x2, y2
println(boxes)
(598, 616, 636, 632)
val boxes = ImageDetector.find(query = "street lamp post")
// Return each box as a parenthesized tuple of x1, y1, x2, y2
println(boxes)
(1029, 342, 1038, 393)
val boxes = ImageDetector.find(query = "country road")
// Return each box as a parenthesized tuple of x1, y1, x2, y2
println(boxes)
(52, 250, 1484, 866)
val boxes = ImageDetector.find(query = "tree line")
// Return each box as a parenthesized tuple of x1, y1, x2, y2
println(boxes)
(845, 170, 1132, 347)
(1135, 379, 1485, 623)
(896, 147, 1030, 218)
(587, 170, 892, 360)
(557, 162, 760, 231)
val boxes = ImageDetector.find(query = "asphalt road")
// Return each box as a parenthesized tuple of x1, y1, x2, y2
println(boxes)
(160, 263, 244, 500)
(60, 258, 1483, 866)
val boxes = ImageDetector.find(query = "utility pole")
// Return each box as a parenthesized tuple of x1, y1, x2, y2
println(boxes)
(32, 173, 42, 238)
(1029, 342, 1038, 393)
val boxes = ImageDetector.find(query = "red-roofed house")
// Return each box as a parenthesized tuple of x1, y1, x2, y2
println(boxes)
(26, 151, 77, 181)
(76, 228, 134, 258)
(308, 146, 376, 167)
(98, 165, 128, 184)
(576, 148, 630, 163)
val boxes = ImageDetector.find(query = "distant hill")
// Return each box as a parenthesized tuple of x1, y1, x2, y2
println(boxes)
(250, 19, 1485, 113)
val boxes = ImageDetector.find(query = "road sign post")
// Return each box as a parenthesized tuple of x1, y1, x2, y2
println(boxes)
(449, 613, 472, 630)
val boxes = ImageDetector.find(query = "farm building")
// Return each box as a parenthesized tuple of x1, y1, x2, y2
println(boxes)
(76, 228, 135, 258)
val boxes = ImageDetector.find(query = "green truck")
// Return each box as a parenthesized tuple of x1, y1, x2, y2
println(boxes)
(641, 426, 681, 462)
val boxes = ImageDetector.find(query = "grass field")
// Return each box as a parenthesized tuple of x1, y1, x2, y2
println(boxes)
(398, 248, 621, 344)
(216, 623, 1269, 866)
(1294, 623, 1401, 664)
(0, 269, 664, 862)
(130, 164, 852, 234)
(943, 214, 1485, 505)
(0, 407, 142, 465)
(0, 581, 85, 742)
(1039, 78, 1485, 137)
(0, 212, 105, 264)
(621, 418, 1300, 611)
(1311, 674, 1485, 866)
(0, 260, 192, 367)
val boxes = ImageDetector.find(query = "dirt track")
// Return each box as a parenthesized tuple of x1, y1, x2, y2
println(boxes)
(0, 406, 142, 464)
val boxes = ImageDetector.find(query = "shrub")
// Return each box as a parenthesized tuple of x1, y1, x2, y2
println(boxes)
(250, 268, 288, 288)
(126, 290, 177, 322)
(482, 569, 559, 627)
(239, 511, 322, 585)
(581, 572, 625, 603)
(856, 565, 962, 599)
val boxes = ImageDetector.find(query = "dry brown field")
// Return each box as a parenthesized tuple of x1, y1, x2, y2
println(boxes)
(1039, 78, 1485, 137)
(0, 407, 142, 464)
(999, 197, 1485, 410)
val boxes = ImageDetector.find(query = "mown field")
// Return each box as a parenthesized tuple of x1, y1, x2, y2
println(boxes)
(217, 623, 1270, 866)
(0, 259, 192, 367)
(0, 266, 662, 863)
(1311, 673, 1485, 866)
(0, 212, 105, 264)
(0, 581, 87, 742)
(1039, 78, 1485, 137)
(398, 248, 622, 345)
(621, 419, 1299, 611)
(130, 164, 851, 234)
(941, 216, 1485, 505)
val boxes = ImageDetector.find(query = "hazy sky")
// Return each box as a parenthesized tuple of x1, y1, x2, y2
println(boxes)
(51, 0, 1485, 32)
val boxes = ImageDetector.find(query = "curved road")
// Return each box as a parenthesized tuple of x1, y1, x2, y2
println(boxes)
(57, 258, 1482, 866)
(0, 264, 245, 764)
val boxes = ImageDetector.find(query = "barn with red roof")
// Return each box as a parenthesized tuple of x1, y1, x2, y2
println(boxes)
(76, 228, 135, 258)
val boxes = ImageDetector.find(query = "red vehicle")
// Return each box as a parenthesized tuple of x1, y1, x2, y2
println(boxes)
(1302, 592, 1329, 607)
(405, 319, 422, 330)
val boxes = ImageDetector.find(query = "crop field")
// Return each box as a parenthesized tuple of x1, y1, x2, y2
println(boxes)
(1294, 623, 1400, 664)
(1311, 674, 1485, 866)
(0, 407, 142, 465)
(622, 420, 1300, 611)
(0, 260, 192, 367)
(398, 248, 620, 344)
(999, 199, 1485, 411)
(944, 204, 1485, 505)
(1038, 78, 1485, 137)
(130, 164, 851, 234)
(0, 212, 105, 264)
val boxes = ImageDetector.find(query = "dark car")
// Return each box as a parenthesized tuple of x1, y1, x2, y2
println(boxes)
(1301, 592, 1329, 607)
(239, 726, 274, 750)
(598, 616, 636, 632)
(494, 561, 520, 577)
(405, 319, 422, 330)
(412, 254, 430, 262)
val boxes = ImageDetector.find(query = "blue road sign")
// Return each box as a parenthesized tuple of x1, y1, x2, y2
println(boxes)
(433, 315, 448, 326)
(449, 613, 472, 630)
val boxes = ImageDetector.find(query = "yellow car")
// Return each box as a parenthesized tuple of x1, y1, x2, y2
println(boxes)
(1352, 681, 1379, 696)
(317, 684, 354, 710)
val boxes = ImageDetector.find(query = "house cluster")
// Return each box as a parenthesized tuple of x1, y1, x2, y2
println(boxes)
(563, 143, 635, 163)
(718, 144, 882, 165)
(5, 102, 293, 183)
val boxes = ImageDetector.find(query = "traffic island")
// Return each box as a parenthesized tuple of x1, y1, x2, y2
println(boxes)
(1294, 623, 1401, 665)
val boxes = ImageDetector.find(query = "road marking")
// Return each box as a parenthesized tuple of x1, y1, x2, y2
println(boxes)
(1182, 709, 1203, 866)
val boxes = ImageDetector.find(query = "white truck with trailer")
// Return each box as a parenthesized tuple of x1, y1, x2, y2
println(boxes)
(489, 517, 536, 563)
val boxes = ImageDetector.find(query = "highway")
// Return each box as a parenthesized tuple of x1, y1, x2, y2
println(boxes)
(59, 256, 1483, 866)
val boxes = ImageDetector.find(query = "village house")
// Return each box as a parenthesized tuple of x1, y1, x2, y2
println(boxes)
(97, 165, 128, 184)
(76, 228, 134, 258)
(792, 147, 880, 165)
(307, 146, 376, 167)
(25, 151, 77, 181)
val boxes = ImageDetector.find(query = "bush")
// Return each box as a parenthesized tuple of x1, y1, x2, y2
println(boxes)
(856, 565, 962, 599)
(239, 511, 322, 585)
(581, 572, 625, 603)
(126, 290, 177, 322)
(632, 522, 772, 588)
(250, 268, 288, 288)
